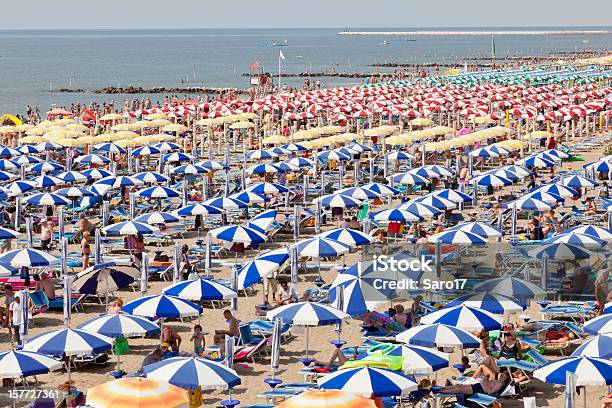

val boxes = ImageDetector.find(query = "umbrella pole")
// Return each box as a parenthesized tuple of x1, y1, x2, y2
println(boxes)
(305, 326, 309, 360)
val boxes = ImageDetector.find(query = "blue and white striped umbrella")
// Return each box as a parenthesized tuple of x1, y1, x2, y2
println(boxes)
(559, 174, 598, 189)
(334, 146, 357, 156)
(294, 237, 351, 258)
(245, 208, 277, 233)
(0, 170, 16, 181)
(317, 150, 351, 162)
(446, 292, 526, 314)
(317, 366, 417, 397)
(370, 208, 422, 222)
(534, 356, 612, 386)
(419, 305, 503, 331)
(204, 196, 248, 210)
(329, 275, 383, 316)
(282, 143, 310, 152)
(154, 142, 182, 152)
(77, 314, 160, 338)
(163, 278, 237, 301)
(468, 146, 507, 158)
(73, 262, 140, 295)
(337, 187, 381, 200)
(102, 221, 159, 236)
(31, 174, 64, 188)
(266, 302, 349, 326)
(0, 159, 18, 171)
(134, 171, 169, 184)
(172, 164, 208, 174)
(143, 356, 241, 390)
(604, 302, 612, 314)
(388, 171, 430, 185)
(134, 211, 180, 224)
(268, 146, 290, 155)
(245, 163, 283, 175)
(57, 170, 87, 183)
(517, 155, 554, 168)
(0, 350, 62, 378)
(82, 168, 112, 180)
(196, 160, 226, 171)
(23, 328, 113, 357)
(409, 166, 441, 178)
(75, 154, 111, 165)
(316, 194, 362, 209)
(320, 228, 373, 247)
(237, 247, 289, 289)
(431, 189, 472, 203)
(528, 242, 592, 260)
(531, 183, 578, 198)
(24, 192, 70, 206)
(246, 149, 277, 160)
(0, 227, 20, 240)
(424, 165, 454, 177)
(96, 175, 143, 190)
(132, 145, 161, 157)
(93, 142, 127, 154)
(521, 190, 564, 204)
(246, 182, 289, 195)
(543, 149, 570, 160)
(395, 323, 481, 348)
(136, 186, 180, 198)
(4, 180, 35, 196)
(209, 225, 267, 245)
(280, 157, 315, 171)
(176, 203, 223, 217)
(229, 191, 269, 204)
(386, 344, 450, 373)
(35, 141, 63, 151)
(571, 334, 612, 359)
(347, 142, 372, 153)
(563, 226, 612, 241)
(469, 173, 512, 186)
(12, 155, 41, 165)
(361, 183, 400, 196)
(473, 277, 545, 299)
(398, 201, 443, 217)
(28, 161, 64, 173)
(503, 197, 553, 211)
(546, 232, 607, 248)
(18, 144, 42, 154)
(0, 146, 21, 157)
(427, 229, 488, 244)
(122, 294, 202, 318)
(583, 314, 612, 335)
(386, 151, 415, 161)
(55, 187, 94, 198)
(503, 165, 532, 178)
(486, 168, 520, 181)
(584, 161, 612, 173)
(163, 152, 193, 163)
(447, 222, 502, 238)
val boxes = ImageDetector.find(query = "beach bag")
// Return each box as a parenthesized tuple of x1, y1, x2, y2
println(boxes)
(114, 336, 129, 355)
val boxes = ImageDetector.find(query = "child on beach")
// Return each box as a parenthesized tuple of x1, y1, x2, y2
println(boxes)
(191, 324, 205, 356)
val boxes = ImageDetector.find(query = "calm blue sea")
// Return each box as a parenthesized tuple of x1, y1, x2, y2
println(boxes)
(0, 27, 610, 114)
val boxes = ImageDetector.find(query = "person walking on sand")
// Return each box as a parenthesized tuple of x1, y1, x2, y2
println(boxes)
(81, 231, 91, 269)
(595, 269, 610, 315)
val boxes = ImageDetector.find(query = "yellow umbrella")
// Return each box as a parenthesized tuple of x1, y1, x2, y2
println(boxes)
(409, 117, 433, 127)
(54, 118, 76, 125)
(113, 131, 140, 140)
(238, 112, 259, 120)
(291, 129, 318, 141)
(162, 124, 189, 133)
(277, 389, 376, 408)
(133, 136, 155, 145)
(19, 135, 46, 143)
(229, 121, 255, 130)
(36, 121, 57, 128)
(319, 125, 344, 134)
(100, 113, 124, 121)
(116, 139, 140, 147)
(261, 135, 288, 144)
(145, 113, 168, 120)
(111, 123, 138, 132)
(472, 116, 496, 124)
(196, 118, 215, 127)
(86, 377, 189, 408)
(57, 138, 85, 147)
(0, 126, 17, 134)
(526, 130, 553, 140)
(65, 123, 89, 132)
(15, 124, 35, 132)
(76, 136, 98, 144)
(428, 126, 456, 136)
(41, 130, 67, 140)
(384, 136, 411, 146)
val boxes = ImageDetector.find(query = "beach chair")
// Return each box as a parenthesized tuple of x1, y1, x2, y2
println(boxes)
(239, 324, 269, 352)
(233, 338, 269, 364)
(28, 290, 49, 316)
(48, 293, 86, 312)
(467, 393, 497, 407)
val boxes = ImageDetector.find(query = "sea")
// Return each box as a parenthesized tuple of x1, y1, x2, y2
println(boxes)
(0, 27, 610, 115)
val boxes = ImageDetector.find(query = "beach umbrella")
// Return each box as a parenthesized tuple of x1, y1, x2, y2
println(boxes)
(77, 314, 160, 338)
(122, 294, 202, 318)
(0, 170, 16, 182)
(74, 154, 111, 165)
(348, 142, 372, 153)
(388, 171, 430, 185)
(386, 344, 450, 373)
(237, 247, 290, 289)
(162, 278, 237, 301)
(517, 156, 554, 168)
(134, 171, 169, 184)
(446, 221, 502, 238)
(4, 180, 36, 196)
(397, 201, 442, 217)
(386, 151, 415, 161)
(56, 170, 87, 183)
(209, 225, 267, 246)
(317, 366, 417, 397)
(409, 166, 441, 178)
(55, 187, 94, 198)
(35, 141, 64, 151)
(0, 159, 18, 171)
(0, 350, 62, 378)
(546, 232, 607, 247)
(320, 228, 373, 247)
(28, 161, 64, 173)
(419, 305, 503, 331)
(316, 193, 362, 209)
(317, 150, 351, 162)
(470, 173, 512, 187)
(12, 155, 41, 165)
(583, 314, 612, 335)
(559, 174, 598, 189)
(83, 168, 112, 180)
(93, 142, 127, 154)
(431, 189, 472, 203)
(336, 186, 381, 200)
(468, 146, 508, 158)
(203, 196, 248, 210)
(171, 164, 208, 175)
(245, 163, 283, 175)
(0, 146, 21, 157)
(143, 356, 240, 390)
(86, 377, 189, 408)
(103, 175, 144, 189)
(534, 356, 612, 386)
(584, 161, 612, 173)
(474, 277, 545, 299)
(163, 152, 193, 163)
(136, 186, 180, 198)
(102, 221, 159, 236)
(73, 262, 140, 295)
(280, 157, 315, 171)
(23, 328, 113, 357)
(134, 211, 180, 224)
(154, 142, 182, 152)
(427, 229, 487, 244)
(528, 242, 592, 260)
(24, 192, 70, 206)
(521, 190, 564, 204)
(295, 237, 351, 258)
(0, 263, 18, 277)
(571, 334, 612, 359)
(229, 191, 269, 204)
(176, 203, 223, 217)
(369, 208, 422, 222)
(17, 144, 43, 154)
(246, 182, 289, 195)
(0, 248, 57, 267)
(282, 143, 309, 152)
(395, 323, 481, 348)
(246, 149, 277, 160)
(30, 174, 64, 188)
(277, 389, 376, 408)
(0, 227, 20, 240)
(196, 159, 226, 171)
(562, 226, 612, 241)
(424, 165, 454, 177)
(361, 183, 400, 196)
(503, 197, 553, 211)
(446, 292, 526, 314)
(531, 183, 578, 199)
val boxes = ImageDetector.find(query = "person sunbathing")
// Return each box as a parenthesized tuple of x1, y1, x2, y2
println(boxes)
(545, 328, 576, 348)
(439, 372, 510, 396)
(584, 197, 598, 216)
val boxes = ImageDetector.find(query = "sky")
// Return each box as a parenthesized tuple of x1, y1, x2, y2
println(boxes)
(1, 0, 611, 29)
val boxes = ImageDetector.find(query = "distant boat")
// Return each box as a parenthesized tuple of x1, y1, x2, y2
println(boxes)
(582, 40, 590, 43)
(403, 38, 417, 42)
(273, 40, 289, 47)
(378, 40, 390, 46)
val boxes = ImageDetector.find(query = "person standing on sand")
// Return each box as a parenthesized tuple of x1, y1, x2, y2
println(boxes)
(81, 231, 91, 270)
(594, 269, 610, 315)
(214, 310, 239, 346)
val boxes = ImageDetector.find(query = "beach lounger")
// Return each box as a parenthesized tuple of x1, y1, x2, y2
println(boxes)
(233, 338, 268, 363)
(467, 393, 497, 407)
(28, 290, 49, 316)
(256, 388, 303, 403)
(48, 293, 86, 312)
